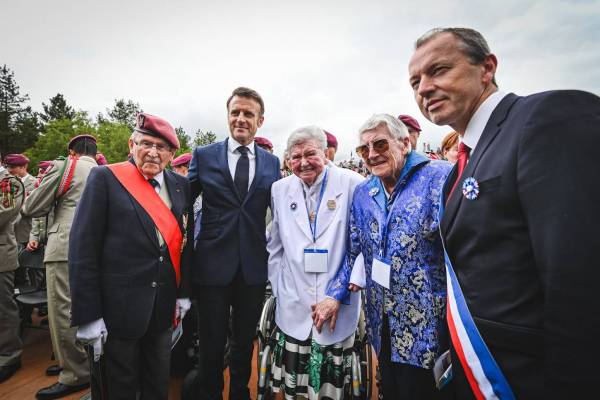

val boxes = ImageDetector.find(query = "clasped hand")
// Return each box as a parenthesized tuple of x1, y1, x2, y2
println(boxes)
(311, 298, 340, 333)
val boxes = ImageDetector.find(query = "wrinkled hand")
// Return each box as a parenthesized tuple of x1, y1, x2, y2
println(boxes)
(175, 298, 191, 321)
(311, 298, 340, 333)
(348, 284, 362, 292)
(26, 240, 39, 251)
(76, 318, 108, 362)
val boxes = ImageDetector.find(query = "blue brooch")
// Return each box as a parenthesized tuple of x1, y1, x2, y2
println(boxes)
(369, 187, 379, 197)
(290, 202, 297, 211)
(462, 177, 479, 200)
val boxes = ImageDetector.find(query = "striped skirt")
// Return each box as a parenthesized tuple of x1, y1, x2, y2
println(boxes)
(269, 328, 355, 400)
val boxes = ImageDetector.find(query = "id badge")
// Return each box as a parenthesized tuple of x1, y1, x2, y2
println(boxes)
(372, 257, 391, 289)
(304, 248, 328, 273)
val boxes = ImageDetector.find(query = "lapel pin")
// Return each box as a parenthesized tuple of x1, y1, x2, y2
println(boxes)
(369, 187, 379, 197)
(290, 202, 297, 211)
(327, 200, 336, 210)
(462, 177, 480, 200)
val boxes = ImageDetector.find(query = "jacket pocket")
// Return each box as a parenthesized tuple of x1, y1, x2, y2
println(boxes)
(477, 175, 502, 193)
(474, 316, 543, 356)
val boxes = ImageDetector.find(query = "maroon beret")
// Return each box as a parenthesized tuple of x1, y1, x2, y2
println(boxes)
(324, 131, 338, 150)
(95, 153, 108, 165)
(135, 113, 179, 150)
(254, 136, 273, 150)
(398, 114, 422, 132)
(171, 153, 192, 167)
(38, 160, 53, 171)
(68, 134, 97, 150)
(3, 154, 30, 166)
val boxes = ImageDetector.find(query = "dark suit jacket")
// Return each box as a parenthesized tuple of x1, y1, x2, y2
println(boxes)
(69, 165, 193, 338)
(188, 138, 280, 286)
(441, 90, 600, 399)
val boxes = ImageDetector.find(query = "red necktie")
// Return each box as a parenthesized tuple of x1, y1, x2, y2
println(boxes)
(448, 142, 471, 201)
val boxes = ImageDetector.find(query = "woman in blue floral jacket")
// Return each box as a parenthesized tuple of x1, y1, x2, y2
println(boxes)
(313, 114, 452, 399)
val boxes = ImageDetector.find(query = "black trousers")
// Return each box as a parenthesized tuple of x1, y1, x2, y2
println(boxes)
(379, 315, 453, 400)
(195, 270, 265, 400)
(103, 328, 172, 400)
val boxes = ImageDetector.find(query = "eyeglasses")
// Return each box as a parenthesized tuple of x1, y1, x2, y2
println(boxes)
(134, 140, 172, 154)
(355, 138, 390, 159)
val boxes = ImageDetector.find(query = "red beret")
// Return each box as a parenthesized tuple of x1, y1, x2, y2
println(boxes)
(68, 134, 97, 150)
(171, 153, 192, 167)
(95, 153, 108, 165)
(135, 113, 179, 150)
(3, 154, 30, 166)
(324, 131, 338, 150)
(398, 114, 422, 132)
(254, 136, 273, 150)
(38, 160, 53, 171)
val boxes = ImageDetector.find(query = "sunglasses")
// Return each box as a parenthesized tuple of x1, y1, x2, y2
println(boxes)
(355, 138, 390, 159)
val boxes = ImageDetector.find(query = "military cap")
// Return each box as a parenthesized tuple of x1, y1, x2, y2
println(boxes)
(38, 160, 53, 172)
(3, 154, 30, 166)
(95, 153, 108, 165)
(68, 134, 97, 150)
(324, 131, 338, 150)
(254, 136, 273, 150)
(135, 112, 179, 150)
(171, 153, 192, 167)
(397, 114, 422, 132)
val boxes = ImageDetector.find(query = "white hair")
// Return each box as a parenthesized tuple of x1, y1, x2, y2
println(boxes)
(358, 114, 410, 142)
(286, 125, 328, 154)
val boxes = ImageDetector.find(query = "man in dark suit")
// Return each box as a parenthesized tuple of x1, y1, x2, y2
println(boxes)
(188, 87, 280, 399)
(408, 27, 600, 399)
(69, 113, 193, 400)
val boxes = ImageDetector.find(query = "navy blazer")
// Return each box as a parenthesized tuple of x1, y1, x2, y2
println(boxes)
(441, 90, 600, 399)
(188, 138, 280, 286)
(69, 165, 193, 338)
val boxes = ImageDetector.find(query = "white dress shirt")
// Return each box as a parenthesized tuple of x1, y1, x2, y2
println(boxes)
(227, 137, 256, 190)
(462, 90, 508, 152)
(144, 171, 164, 194)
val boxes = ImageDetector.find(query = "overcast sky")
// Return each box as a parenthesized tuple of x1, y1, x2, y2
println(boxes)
(2, 0, 599, 160)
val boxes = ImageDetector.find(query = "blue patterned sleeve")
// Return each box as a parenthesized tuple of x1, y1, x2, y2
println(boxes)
(326, 196, 362, 304)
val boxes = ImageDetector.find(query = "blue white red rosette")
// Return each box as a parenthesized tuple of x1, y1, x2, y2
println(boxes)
(462, 177, 479, 200)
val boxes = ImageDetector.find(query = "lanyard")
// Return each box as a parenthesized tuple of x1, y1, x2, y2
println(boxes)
(307, 169, 328, 244)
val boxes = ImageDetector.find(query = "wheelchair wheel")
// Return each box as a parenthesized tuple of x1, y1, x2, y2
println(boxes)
(257, 343, 274, 400)
(256, 296, 276, 374)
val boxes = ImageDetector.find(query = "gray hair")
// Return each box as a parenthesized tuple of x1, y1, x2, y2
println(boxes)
(286, 126, 328, 154)
(416, 27, 497, 86)
(358, 114, 410, 147)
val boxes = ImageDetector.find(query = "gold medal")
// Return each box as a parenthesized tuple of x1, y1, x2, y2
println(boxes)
(327, 200, 336, 210)
(309, 211, 316, 222)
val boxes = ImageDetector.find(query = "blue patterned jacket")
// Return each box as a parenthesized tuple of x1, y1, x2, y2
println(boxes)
(326, 152, 451, 368)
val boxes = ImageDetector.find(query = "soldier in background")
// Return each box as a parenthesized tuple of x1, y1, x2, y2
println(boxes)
(0, 157, 25, 383)
(22, 135, 97, 399)
(4, 154, 36, 286)
(324, 131, 338, 161)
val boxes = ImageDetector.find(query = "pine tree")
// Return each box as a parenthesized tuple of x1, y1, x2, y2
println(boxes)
(39, 93, 76, 123)
(193, 129, 217, 147)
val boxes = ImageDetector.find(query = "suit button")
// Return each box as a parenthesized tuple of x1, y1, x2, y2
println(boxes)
(151, 281, 158, 288)
(159, 256, 164, 262)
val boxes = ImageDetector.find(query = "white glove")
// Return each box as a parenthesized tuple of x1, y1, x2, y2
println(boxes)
(175, 298, 191, 321)
(76, 318, 108, 362)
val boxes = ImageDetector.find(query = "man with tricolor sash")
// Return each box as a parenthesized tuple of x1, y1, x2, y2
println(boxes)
(409, 27, 600, 399)
(22, 135, 98, 399)
(69, 113, 193, 399)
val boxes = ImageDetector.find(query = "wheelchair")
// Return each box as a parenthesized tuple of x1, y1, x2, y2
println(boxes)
(256, 293, 374, 400)
(14, 246, 48, 332)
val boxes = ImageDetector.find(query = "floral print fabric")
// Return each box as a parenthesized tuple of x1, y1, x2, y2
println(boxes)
(326, 153, 451, 369)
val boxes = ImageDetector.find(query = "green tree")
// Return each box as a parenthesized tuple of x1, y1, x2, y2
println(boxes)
(96, 121, 131, 163)
(193, 129, 217, 147)
(38, 93, 76, 123)
(175, 126, 192, 156)
(24, 114, 94, 168)
(0, 64, 39, 156)
(97, 99, 142, 130)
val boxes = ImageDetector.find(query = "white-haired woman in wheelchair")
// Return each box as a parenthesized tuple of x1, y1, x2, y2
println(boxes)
(266, 126, 364, 399)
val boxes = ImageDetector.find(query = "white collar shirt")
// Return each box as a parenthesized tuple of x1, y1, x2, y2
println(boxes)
(227, 137, 256, 189)
(462, 90, 508, 152)
(143, 170, 164, 194)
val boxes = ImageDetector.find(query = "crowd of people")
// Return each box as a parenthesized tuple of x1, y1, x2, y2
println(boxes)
(1, 26, 599, 400)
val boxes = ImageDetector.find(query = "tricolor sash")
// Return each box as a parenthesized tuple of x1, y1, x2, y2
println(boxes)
(438, 195, 514, 400)
(108, 161, 182, 287)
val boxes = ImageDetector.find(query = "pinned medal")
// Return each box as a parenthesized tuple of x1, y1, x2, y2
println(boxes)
(290, 202, 297, 211)
(462, 177, 480, 200)
(369, 187, 379, 197)
(327, 200, 336, 210)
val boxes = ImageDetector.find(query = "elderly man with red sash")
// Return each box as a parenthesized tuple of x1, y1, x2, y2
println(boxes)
(69, 113, 193, 400)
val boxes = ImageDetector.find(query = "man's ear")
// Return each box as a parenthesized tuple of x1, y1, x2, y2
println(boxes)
(482, 53, 498, 85)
